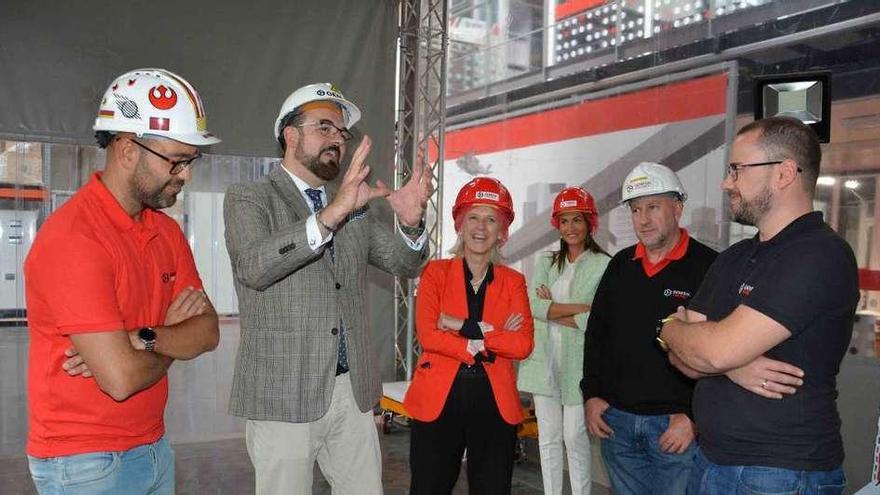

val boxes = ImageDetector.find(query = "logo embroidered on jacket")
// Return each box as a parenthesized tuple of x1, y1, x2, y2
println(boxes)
(161, 272, 177, 283)
(663, 288, 691, 299)
(738, 283, 754, 297)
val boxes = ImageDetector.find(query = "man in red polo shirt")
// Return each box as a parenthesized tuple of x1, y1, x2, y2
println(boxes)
(24, 68, 221, 495)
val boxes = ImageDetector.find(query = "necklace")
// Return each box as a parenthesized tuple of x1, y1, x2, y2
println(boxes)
(470, 271, 486, 292)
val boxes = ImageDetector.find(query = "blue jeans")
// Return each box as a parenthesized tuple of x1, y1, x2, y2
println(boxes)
(600, 406, 695, 495)
(27, 435, 175, 495)
(687, 446, 846, 495)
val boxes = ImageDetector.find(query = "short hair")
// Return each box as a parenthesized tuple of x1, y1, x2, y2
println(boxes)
(737, 116, 821, 195)
(276, 111, 306, 156)
(95, 131, 114, 149)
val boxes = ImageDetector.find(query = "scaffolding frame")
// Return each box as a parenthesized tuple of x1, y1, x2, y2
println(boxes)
(394, 0, 448, 380)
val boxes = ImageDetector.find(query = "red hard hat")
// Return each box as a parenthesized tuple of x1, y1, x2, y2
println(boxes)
(452, 177, 515, 225)
(551, 186, 599, 234)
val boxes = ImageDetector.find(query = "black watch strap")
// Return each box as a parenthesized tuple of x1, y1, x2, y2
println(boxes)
(399, 219, 426, 237)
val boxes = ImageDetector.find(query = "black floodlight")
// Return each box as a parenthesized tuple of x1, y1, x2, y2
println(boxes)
(753, 71, 831, 143)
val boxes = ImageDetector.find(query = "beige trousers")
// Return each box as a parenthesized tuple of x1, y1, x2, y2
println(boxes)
(245, 374, 383, 495)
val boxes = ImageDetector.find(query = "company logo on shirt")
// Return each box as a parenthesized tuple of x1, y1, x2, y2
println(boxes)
(663, 288, 691, 299)
(161, 272, 177, 284)
(738, 283, 754, 297)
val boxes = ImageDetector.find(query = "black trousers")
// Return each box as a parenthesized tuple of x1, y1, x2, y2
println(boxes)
(409, 364, 518, 495)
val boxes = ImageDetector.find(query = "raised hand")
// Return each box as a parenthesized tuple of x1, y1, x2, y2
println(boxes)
(323, 136, 389, 226)
(386, 148, 433, 227)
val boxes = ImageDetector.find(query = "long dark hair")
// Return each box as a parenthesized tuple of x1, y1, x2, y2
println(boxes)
(551, 217, 610, 273)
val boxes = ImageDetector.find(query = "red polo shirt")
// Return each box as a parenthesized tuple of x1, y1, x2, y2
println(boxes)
(633, 228, 690, 278)
(24, 172, 202, 457)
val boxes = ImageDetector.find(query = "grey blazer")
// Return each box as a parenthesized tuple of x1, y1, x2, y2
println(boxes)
(224, 166, 428, 422)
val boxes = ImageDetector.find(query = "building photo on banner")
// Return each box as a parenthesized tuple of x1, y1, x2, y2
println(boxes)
(441, 71, 732, 276)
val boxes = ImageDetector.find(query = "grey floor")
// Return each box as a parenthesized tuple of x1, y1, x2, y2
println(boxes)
(0, 321, 611, 494)
(0, 430, 610, 494)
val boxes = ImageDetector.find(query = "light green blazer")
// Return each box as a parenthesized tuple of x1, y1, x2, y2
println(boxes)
(517, 250, 610, 405)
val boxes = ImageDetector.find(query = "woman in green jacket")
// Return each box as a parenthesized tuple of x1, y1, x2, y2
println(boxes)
(517, 186, 610, 495)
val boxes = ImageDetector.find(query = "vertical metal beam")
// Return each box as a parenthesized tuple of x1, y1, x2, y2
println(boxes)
(394, 0, 447, 381)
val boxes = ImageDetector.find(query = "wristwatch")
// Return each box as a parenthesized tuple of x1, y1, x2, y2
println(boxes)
(399, 219, 426, 237)
(655, 318, 672, 352)
(138, 327, 157, 352)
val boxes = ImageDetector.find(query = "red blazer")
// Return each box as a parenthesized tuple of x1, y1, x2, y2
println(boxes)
(403, 258, 534, 425)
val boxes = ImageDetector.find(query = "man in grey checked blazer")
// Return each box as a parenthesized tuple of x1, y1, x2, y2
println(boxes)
(224, 83, 430, 494)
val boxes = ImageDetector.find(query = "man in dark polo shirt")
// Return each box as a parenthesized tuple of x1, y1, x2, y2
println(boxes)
(660, 116, 857, 494)
(581, 162, 717, 494)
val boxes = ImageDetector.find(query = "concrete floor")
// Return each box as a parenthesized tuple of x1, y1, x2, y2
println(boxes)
(0, 321, 611, 494)
(0, 430, 611, 494)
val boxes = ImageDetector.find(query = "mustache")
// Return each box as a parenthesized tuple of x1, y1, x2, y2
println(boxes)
(321, 145, 341, 156)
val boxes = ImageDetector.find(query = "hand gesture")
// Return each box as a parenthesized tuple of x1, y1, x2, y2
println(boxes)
(386, 147, 433, 227)
(659, 413, 695, 454)
(726, 355, 804, 399)
(585, 397, 613, 438)
(536, 285, 552, 300)
(324, 137, 389, 225)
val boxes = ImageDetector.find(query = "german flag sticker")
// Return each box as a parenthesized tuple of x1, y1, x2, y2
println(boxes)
(99, 109, 114, 118)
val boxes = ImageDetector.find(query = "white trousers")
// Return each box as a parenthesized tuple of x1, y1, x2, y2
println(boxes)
(534, 394, 592, 495)
(245, 374, 383, 495)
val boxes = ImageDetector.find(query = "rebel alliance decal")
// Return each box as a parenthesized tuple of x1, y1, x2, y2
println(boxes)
(149, 85, 178, 110)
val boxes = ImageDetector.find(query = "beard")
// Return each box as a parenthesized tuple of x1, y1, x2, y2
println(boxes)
(730, 184, 773, 226)
(133, 157, 184, 209)
(296, 140, 341, 181)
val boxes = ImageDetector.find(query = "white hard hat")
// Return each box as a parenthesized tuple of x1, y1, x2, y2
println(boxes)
(93, 68, 220, 146)
(273, 83, 361, 139)
(620, 162, 687, 204)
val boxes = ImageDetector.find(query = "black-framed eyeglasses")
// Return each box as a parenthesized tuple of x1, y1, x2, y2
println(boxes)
(726, 160, 802, 181)
(295, 120, 353, 142)
(127, 138, 202, 175)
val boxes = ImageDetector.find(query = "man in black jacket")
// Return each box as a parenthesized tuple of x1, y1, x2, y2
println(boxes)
(581, 162, 717, 495)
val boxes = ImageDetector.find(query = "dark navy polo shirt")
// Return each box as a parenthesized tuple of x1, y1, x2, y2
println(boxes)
(689, 211, 858, 470)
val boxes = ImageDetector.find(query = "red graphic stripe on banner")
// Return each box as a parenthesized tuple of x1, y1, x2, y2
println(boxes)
(859, 269, 880, 291)
(443, 73, 728, 161)
(556, 0, 606, 20)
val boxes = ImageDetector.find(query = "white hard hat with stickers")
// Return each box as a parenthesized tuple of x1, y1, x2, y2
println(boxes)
(620, 161, 688, 204)
(93, 68, 220, 146)
(273, 83, 361, 139)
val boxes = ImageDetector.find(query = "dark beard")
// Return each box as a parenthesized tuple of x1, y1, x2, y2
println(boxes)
(297, 142, 341, 181)
(134, 158, 183, 209)
(731, 186, 772, 226)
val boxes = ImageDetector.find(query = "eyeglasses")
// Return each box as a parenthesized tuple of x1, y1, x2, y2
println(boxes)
(726, 160, 802, 181)
(128, 138, 202, 175)
(295, 120, 353, 142)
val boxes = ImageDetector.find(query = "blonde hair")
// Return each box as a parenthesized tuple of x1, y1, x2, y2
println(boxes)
(448, 235, 503, 264)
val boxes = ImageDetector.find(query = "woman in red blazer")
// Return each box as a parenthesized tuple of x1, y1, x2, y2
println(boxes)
(404, 177, 534, 495)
